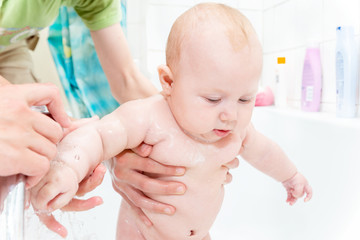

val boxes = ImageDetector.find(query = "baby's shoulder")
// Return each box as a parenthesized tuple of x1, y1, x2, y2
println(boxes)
(119, 94, 165, 113)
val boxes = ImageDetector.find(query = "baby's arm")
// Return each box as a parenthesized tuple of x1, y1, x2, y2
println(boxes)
(30, 100, 150, 211)
(239, 123, 312, 204)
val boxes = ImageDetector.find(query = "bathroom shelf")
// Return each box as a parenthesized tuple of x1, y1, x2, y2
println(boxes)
(253, 106, 360, 129)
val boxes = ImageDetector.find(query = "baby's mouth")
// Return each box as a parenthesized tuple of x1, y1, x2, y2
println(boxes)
(213, 129, 231, 137)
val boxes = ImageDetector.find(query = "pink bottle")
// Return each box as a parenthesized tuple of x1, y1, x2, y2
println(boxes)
(301, 43, 322, 112)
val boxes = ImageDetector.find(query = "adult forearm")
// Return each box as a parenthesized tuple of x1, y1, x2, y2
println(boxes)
(91, 24, 158, 103)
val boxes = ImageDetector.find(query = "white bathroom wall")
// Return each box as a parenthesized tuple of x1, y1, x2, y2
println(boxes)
(262, 0, 360, 114)
(126, 0, 263, 90)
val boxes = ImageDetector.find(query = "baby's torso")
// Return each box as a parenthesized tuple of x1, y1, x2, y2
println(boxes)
(122, 96, 244, 240)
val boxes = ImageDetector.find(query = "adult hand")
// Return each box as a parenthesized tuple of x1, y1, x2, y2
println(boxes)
(35, 163, 107, 238)
(107, 143, 186, 226)
(0, 81, 71, 188)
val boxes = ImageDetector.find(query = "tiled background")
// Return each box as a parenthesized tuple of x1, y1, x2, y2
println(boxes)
(127, 0, 360, 114)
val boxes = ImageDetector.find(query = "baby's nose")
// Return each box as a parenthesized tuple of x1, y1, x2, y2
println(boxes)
(219, 105, 238, 122)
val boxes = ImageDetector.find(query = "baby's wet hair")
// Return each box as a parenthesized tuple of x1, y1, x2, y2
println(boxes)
(165, 3, 260, 70)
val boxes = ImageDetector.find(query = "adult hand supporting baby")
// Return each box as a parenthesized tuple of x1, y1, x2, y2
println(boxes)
(0, 79, 71, 187)
(108, 143, 187, 226)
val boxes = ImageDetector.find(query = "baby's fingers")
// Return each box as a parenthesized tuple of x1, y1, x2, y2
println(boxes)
(48, 189, 78, 211)
(286, 191, 297, 206)
(304, 184, 313, 202)
(26, 175, 44, 189)
(292, 184, 305, 199)
(32, 184, 59, 210)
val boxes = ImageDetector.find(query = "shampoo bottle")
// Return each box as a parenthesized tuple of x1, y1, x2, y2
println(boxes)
(275, 57, 287, 107)
(335, 26, 358, 118)
(301, 43, 322, 112)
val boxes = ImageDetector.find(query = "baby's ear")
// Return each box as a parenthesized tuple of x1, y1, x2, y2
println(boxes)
(158, 65, 174, 96)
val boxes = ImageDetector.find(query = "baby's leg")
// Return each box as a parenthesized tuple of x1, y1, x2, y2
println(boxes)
(116, 201, 145, 240)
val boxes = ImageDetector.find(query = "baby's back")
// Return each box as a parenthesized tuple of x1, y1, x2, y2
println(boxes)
(118, 95, 243, 240)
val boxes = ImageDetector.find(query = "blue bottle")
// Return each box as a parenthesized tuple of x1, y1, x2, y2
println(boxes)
(335, 26, 358, 118)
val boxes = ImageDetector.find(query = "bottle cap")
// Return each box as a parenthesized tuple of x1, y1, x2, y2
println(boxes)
(336, 25, 355, 37)
(277, 57, 286, 64)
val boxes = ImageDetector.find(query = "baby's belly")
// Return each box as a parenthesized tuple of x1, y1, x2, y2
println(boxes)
(138, 169, 227, 240)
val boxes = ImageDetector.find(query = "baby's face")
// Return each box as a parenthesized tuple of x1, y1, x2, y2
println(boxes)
(167, 32, 262, 143)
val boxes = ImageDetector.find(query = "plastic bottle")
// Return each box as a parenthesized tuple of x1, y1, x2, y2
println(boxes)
(335, 26, 358, 118)
(275, 57, 287, 107)
(301, 43, 322, 112)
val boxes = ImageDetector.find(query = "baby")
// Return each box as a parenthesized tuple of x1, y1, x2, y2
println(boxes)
(31, 3, 312, 240)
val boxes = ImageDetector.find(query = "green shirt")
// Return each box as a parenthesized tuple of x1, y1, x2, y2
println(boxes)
(0, 0, 121, 50)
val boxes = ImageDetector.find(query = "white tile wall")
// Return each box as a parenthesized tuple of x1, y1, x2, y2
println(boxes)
(263, 0, 288, 10)
(323, 0, 360, 40)
(262, 0, 360, 114)
(127, 0, 263, 89)
(127, 0, 360, 115)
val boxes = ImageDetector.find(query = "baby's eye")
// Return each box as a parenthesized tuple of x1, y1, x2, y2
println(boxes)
(205, 97, 221, 103)
(238, 98, 251, 103)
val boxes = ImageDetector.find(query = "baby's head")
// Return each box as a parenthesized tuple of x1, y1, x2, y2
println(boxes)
(159, 3, 263, 143)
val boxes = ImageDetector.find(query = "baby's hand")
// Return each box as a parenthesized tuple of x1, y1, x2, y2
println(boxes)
(282, 172, 312, 206)
(30, 162, 79, 212)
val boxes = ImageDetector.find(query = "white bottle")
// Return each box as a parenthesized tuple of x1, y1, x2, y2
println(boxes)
(275, 57, 287, 108)
(335, 26, 358, 118)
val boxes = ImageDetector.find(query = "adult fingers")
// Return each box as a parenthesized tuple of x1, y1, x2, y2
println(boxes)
(19, 149, 50, 181)
(131, 143, 153, 158)
(32, 112, 63, 144)
(113, 151, 185, 177)
(0, 143, 50, 178)
(112, 181, 176, 216)
(37, 213, 68, 238)
(76, 163, 106, 197)
(61, 197, 103, 212)
(27, 135, 58, 164)
(25, 83, 71, 128)
(113, 169, 186, 195)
